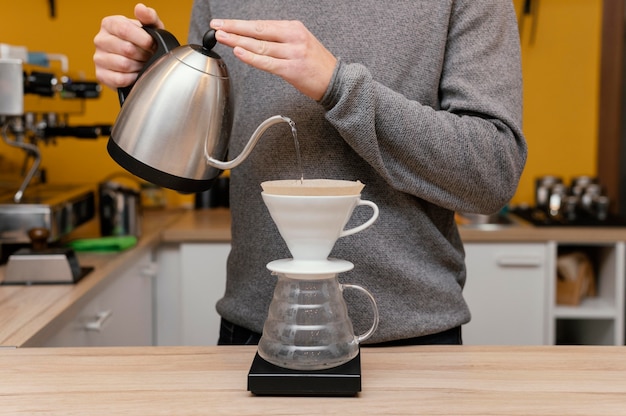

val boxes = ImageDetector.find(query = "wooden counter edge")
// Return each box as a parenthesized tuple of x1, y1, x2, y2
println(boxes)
(2, 344, 626, 416)
(459, 224, 626, 243)
(163, 208, 626, 244)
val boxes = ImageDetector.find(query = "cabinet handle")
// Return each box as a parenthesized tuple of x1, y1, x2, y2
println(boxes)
(496, 256, 543, 268)
(141, 262, 158, 277)
(84, 310, 113, 332)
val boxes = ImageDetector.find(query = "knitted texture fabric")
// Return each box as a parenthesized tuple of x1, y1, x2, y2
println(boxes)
(187, 0, 527, 342)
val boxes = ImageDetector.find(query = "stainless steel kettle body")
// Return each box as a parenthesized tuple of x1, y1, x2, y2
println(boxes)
(108, 28, 232, 193)
(108, 28, 293, 193)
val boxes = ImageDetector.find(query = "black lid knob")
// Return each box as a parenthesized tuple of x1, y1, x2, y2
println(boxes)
(202, 30, 217, 51)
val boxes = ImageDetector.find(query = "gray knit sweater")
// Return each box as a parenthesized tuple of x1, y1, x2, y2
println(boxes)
(188, 0, 526, 343)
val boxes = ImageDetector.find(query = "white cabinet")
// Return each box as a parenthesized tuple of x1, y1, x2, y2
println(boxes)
(155, 243, 229, 346)
(462, 243, 550, 345)
(463, 239, 626, 346)
(548, 242, 625, 345)
(41, 252, 156, 347)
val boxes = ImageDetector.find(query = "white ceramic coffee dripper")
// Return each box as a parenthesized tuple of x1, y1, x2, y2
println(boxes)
(261, 179, 379, 266)
(257, 179, 380, 370)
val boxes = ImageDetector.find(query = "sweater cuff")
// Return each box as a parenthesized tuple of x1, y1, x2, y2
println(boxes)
(318, 58, 343, 110)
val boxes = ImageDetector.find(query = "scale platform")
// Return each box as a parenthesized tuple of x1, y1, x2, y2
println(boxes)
(2, 247, 93, 285)
(248, 351, 361, 396)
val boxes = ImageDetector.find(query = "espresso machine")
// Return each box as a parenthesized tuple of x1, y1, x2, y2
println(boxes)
(0, 43, 109, 281)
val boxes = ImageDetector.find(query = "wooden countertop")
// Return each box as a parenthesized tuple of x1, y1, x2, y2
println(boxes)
(459, 220, 626, 243)
(161, 207, 231, 242)
(3, 207, 626, 347)
(162, 208, 626, 244)
(1, 345, 625, 415)
(0, 209, 185, 347)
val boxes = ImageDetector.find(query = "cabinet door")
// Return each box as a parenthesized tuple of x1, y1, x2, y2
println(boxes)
(463, 243, 548, 345)
(88, 251, 155, 346)
(154, 243, 230, 346)
(179, 243, 229, 346)
(42, 252, 155, 347)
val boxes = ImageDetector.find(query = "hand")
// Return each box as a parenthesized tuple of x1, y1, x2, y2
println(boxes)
(210, 19, 338, 101)
(93, 3, 165, 89)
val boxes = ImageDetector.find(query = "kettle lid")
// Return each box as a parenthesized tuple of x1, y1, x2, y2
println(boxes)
(172, 30, 228, 78)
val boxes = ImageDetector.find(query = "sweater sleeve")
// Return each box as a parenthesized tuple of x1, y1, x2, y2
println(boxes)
(319, 1, 527, 214)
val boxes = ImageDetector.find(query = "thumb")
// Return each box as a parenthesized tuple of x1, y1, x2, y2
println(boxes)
(134, 3, 165, 29)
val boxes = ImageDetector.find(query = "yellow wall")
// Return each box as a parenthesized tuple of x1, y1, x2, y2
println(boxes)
(1, 1, 194, 205)
(512, 0, 602, 204)
(2, 1, 604, 207)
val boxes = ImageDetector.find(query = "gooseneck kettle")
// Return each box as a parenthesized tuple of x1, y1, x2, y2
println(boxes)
(107, 27, 292, 193)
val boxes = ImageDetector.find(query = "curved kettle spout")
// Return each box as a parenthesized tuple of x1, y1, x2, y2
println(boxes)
(204, 115, 294, 170)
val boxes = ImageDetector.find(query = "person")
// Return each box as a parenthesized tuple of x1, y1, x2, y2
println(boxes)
(94, 1, 527, 346)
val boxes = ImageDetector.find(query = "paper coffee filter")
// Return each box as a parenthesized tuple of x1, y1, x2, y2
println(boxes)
(261, 179, 365, 196)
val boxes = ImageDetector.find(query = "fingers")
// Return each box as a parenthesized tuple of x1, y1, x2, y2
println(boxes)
(95, 21, 153, 60)
(210, 19, 336, 101)
(211, 19, 289, 42)
(93, 3, 166, 90)
(93, 40, 150, 89)
(94, 64, 144, 90)
(134, 3, 165, 29)
(214, 30, 289, 61)
(213, 19, 307, 59)
(93, 17, 148, 88)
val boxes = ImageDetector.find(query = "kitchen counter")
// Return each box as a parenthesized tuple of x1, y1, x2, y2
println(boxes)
(161, 207, 231, 243)
(459, 220, 626, 243)
(1, 345, 625, 415)
(163, 208, 626, 244)
(3, 207, 626, 347)
(0, 209, 186, 347)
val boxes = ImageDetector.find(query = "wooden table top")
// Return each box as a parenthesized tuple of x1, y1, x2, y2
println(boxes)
(0, 209, 184, 347)
(162, 208, 626, 244)
(1, 345, 626, 415)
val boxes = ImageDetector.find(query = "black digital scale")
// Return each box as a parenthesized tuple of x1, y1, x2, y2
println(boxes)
(247, 351, 362, 396)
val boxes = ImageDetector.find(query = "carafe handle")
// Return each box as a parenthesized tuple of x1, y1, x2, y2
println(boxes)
(339, 199, 379, 238)
(341, 283, 379, 343)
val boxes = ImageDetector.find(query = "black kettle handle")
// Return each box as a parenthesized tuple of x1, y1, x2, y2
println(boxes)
(117, 26, 181, 106)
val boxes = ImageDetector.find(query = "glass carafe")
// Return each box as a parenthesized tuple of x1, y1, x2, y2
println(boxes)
(257, 272, 379, 371)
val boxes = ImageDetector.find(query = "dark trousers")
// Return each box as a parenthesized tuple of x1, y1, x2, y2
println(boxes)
(218, 318, 263, 345)
(217, 318, 462, 346)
